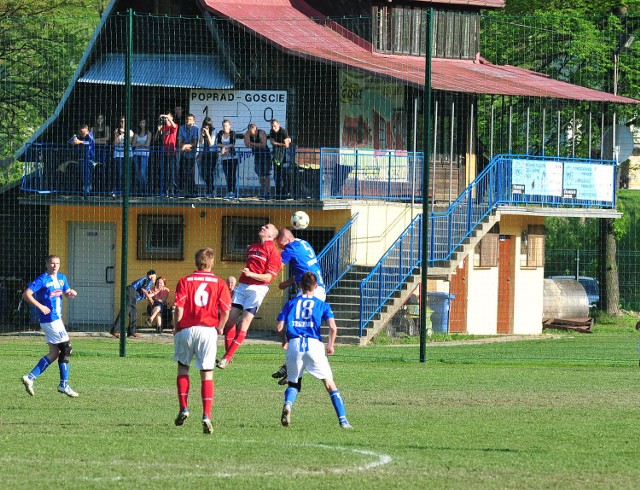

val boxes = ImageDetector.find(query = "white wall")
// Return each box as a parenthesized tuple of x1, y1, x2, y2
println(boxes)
(466, 258, 499, 335)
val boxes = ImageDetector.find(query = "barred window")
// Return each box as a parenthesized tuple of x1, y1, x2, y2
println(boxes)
(222, 216, 268, 261)
(137, 215, 184, 260)
(372, 7, 479, 59)
(474, 225, 499, 268)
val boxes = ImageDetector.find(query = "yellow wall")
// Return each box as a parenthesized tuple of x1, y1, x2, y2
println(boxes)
(49, 205, 351, 330)
(350, 202, 416, 266)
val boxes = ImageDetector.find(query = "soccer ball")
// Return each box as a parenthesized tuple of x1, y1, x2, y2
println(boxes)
(291, 211, 310, 230)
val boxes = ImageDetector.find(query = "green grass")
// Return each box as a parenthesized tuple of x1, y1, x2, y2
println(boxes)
(2, 327, 640, 489)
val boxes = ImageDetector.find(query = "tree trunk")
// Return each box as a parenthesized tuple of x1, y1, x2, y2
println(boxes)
(604, 218, 620, 315)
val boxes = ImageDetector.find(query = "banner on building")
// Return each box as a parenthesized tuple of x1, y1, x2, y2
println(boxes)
(339, 71, 406, 150)
(189, 90, 287, 190)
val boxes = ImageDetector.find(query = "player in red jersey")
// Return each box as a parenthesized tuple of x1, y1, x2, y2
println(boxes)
(172, 248, 232, 434)
(217, 223, 282, 369)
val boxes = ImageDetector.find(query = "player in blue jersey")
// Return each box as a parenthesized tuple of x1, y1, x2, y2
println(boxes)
(110, 270, 157, 338)
(276, 228, 326, 300)
(272, 228, 327, 384)
(21, 255, 79, 397)
(277, 272, 352, 429)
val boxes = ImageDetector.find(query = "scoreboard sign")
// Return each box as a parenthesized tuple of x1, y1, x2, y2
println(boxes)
(189, 90, 287, 147)
(189, 90, 288, 192)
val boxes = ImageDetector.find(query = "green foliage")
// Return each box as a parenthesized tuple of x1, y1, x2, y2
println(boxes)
(0, 2, 100, 159)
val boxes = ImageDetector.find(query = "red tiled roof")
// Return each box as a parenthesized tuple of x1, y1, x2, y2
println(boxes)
(200, 0, 638, 104)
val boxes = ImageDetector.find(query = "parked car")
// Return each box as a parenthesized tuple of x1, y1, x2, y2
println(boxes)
(548, 276, 600, 308)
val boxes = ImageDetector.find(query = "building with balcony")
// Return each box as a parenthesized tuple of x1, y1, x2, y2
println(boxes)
(13, 0, 635, 340)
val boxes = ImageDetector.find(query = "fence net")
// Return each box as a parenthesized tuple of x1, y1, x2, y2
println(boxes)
(1, 4, 639, 346)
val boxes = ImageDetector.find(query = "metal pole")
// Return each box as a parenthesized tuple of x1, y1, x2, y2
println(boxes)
(557, 111, 560, 157)
(526, 106, 530, 154)
(449, 101, 454, 204)
(119, 9, 133, 357)
(508, 103, 512, 154)
(431, 100, 437, 213)
(411, 97, 418, 218)
(420, 8, 433, 364)
(588, 111, 593, 158)
(572, 110, 576, 157)
(542, 108, 546, 156)
(490, 104, 494, 157)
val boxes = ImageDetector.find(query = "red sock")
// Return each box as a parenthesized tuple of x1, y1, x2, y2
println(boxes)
(224, 324, 237, 352)
(224, 329, 247, 360)
(177, 375, 190, 411)
(201, 379, 214, 419)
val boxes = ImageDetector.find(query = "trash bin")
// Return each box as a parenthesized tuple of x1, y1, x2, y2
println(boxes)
(427, 292, 455, 333)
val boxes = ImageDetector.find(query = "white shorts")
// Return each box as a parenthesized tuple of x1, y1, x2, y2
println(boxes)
(173, 326, 218, 371)
(232, 283, 269, 312)
(285, 337, 333, 382)
(41, 319, 69, 344)
(297, 285, 326, 302)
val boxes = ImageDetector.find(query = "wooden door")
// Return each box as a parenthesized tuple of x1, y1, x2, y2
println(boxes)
(448, 256, 468, 333)
(497, 235, 513, 334)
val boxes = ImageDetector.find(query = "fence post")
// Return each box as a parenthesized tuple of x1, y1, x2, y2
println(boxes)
(118, 9, 133, 357)
(420, 7, 433, 363)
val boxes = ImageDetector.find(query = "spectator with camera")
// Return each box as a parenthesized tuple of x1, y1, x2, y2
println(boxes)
(158, 111, 178, 196)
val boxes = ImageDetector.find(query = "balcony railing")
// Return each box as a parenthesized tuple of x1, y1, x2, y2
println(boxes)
(20, 144, 323, 199)
(20, 143, 425, 202)
(428, 154, 618, 263)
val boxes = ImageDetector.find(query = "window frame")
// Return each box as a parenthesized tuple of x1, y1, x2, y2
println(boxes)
(137, 214, 184, 261)
(221, 216, 269, 262)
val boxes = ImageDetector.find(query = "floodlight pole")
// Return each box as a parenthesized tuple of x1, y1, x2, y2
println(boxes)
(420, 8, 433, 363)
(118, 9, 133, 357)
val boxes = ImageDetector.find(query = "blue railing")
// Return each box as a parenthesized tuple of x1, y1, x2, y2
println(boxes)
(319, 148, 423, 201)
(359, 214, 422, 335)
(20, 143, 322, 199)
(427, 154, 617, 263)
(357, 153, 617, 334)
(317, 212, 359, 293)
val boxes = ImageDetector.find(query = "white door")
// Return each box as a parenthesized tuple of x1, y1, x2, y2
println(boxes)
(68, 222, 116, 328)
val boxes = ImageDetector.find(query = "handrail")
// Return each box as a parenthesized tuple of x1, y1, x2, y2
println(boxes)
(357, 153, 618, 335)
(317, 212, 359, 293)
(427, 154, 617, 264)
(359, 213, 422, 335)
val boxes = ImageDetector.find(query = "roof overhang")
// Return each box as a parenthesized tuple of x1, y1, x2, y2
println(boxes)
(78, 53, 233, 89)
(497, 205, 622, 220)
(200, 0, 638, 104)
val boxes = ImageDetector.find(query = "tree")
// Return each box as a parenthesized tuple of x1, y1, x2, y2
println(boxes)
(0, 1, 101, 160)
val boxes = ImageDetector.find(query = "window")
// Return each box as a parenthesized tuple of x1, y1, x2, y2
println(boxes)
(520, 225, 545, 268)
(137, 215, 184, 260)
(222, 216, 268, 261)
(474, 224, 499, 268)
(372, 6, 479, 60)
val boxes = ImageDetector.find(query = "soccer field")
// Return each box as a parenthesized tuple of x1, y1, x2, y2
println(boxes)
(2, 329, 640, 489)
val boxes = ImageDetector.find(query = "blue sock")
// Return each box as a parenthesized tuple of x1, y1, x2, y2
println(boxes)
(330, 390, 348, 423)
(284, 386, 299, 407)
(29, 356, 52, 380)
(58, 361, 69, 388)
